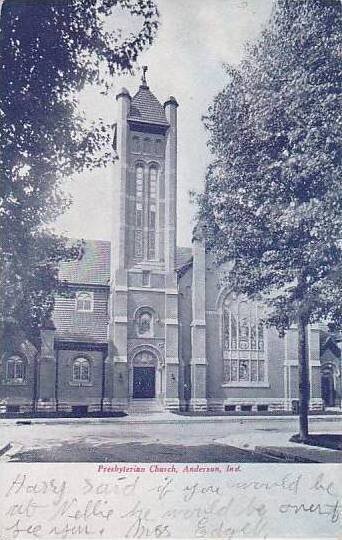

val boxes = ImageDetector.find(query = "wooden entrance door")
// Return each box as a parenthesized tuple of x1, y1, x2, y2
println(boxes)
(133, 366, 156, 398)
(321, 373, 335, 407)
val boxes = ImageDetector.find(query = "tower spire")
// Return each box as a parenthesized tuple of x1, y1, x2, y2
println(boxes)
(141, 65, 148, 87)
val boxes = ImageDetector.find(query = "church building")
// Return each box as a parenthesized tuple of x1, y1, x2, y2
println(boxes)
(1, 74, 341, 414)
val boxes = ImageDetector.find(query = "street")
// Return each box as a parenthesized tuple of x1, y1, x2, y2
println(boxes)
(1, 414, 341, 463)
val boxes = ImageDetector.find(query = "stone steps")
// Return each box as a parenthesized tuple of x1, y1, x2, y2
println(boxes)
(128, 399, 164, 414)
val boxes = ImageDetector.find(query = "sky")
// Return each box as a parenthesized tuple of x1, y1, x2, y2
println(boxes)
(54, 0, 273, 247)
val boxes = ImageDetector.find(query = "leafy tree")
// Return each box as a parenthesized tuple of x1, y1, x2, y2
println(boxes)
(0, 0, 158, 344)
(198, 0, 341, 440)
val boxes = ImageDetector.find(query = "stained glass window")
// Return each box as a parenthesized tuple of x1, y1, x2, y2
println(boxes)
(136, 166, 144, 198)
(76, 291, 93, 312)
(223, 310, 230, 350)
(134, 165, 144, 258)
(258, 322, 264, 351)
(6, 356, 26, 382)
(222, 296, 266, 384)
(149, 167, 157, 199)
(239, 360, 249, 381)
(135, 230, 143, 257)
(136, 202, 142, 228)
(148, 231, 155, 260)
(231, 314, 237, 349)
(73, 358, 90, 382)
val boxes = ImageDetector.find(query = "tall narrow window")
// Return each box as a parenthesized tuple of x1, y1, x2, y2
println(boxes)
(136, 165, 144, 198)
(149, 167, 157, 199)
(155, 139, 162, 155)
(148, 167, 157, 260)
(135, 165, 144, 258)
(143, 138, 151, 153)
(132, 136, 140, 153)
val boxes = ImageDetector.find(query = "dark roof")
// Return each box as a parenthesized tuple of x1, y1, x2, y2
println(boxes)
(129, 85, 169, 126)
(58, 240, 191, 286)
(59, 240, 111, 286)
(320, 334, 341, 357)
(176, 246, 192, 268)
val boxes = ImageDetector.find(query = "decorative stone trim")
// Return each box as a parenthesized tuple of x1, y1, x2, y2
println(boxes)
(101, 399, 112, 412)
(69, 382, 93, 387)
(208, 397, 324, 412)
(114, 356, 128, 363)
(221, 381, 270, 388)
(188, 398, 207, 411)
(165, 357, 179, 364)
(165, 289, 178, 295)
(128, 287, 165, 293)
(111, 398, 128, 412)
(164, 318, 178, 325)
(114, 286, 128, 292)
(114, 316, 128, 323)
(164, 398, 180, 410)
(190, 357, 207, 365)
(310, 398, 324, 410)
(311, 360, 322, 367)
(190, 320, 206, 327)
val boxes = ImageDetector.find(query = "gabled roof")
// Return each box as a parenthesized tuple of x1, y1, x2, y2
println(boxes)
(59, 240, 111, 286)
(128, 84, 169, 126)
(58, 240, 191, 286)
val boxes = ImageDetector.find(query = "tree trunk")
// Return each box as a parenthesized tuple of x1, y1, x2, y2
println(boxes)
(297, 314, 310, 441)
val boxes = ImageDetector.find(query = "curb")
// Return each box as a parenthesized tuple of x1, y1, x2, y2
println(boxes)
(0, 442, 12, 457)
(255, 446, 318, 463)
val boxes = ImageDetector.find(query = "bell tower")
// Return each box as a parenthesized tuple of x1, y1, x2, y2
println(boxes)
(110, 69, 180, 411)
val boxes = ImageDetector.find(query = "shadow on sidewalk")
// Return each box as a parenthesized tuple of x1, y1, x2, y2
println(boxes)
(289, 433, 342, 451)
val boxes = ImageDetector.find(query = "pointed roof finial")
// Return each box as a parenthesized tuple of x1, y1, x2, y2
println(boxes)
(141, 65, 148, 87)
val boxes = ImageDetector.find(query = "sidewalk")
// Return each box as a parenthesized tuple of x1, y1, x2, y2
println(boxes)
(0, 412, 341, 425)
(216, 427, 342, 463)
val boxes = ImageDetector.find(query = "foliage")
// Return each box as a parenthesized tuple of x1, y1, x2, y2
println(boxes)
(0, 0, 159, 341)
(198, 0, 342, 335)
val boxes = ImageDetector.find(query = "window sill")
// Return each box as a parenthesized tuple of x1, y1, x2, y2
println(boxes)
(221, 381, 270, 388)
(69, 382, 93, 387)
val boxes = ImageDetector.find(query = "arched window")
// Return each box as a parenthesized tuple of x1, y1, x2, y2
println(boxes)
(222, 296, 266, 384)
(76, 291, 94, 312)
(132, 163, 159, 261)
(134, 164, 144, 258)
(135, 309, 154, 337)
(6, 355, 26, 382)
(72, 357, 91, 383)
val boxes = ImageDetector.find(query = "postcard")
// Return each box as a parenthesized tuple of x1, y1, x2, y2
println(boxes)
(0, 0, 341, 538)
